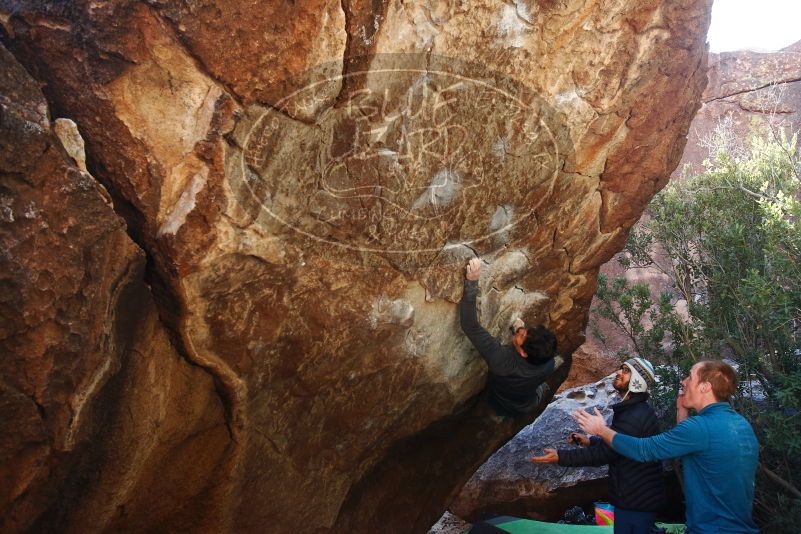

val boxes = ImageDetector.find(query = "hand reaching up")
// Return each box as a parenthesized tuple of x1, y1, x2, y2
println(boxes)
(465, 258, 481, 281)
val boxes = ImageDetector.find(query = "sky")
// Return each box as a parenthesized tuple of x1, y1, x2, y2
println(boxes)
(708, 0, 801, 53)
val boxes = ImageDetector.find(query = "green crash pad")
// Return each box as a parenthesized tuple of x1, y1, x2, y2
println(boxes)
(467, 516, 686, 534)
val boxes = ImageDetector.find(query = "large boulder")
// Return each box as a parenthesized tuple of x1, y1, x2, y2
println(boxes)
(450, 376, 619, 521)
(0, 43, 229, 533)
(0, 1, 711, 532)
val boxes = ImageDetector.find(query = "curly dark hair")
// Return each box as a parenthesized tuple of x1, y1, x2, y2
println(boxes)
(522, 325, 557, 363)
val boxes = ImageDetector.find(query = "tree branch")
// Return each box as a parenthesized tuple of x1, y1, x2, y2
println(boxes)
(760, 463, 801, 500)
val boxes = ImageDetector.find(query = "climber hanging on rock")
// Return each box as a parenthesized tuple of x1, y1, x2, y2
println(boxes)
(459, 257, 563, 416)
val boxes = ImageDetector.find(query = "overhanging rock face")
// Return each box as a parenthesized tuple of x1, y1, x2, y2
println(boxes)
(0, 1, 711, 532)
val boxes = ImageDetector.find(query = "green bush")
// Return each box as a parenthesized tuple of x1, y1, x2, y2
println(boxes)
(591, 131, 801, 529)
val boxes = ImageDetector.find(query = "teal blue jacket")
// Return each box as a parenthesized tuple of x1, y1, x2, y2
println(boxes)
(612, 402, 758, 534)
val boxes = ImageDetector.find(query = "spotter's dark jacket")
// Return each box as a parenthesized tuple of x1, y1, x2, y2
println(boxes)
(559, 392, 667, 513)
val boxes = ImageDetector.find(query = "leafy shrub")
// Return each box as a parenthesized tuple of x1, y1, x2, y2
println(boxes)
(591, 131, 801, 529)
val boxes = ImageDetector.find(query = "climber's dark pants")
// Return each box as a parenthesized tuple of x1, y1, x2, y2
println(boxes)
(614, 508, 655, 534)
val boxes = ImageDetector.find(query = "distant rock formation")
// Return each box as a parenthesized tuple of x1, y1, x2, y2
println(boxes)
(0, 1, 711, 532)
(680, 41, 801, 176)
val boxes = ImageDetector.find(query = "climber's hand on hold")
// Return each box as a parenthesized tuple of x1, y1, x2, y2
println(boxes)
(509, 317, 525, 335)
(465, 258, 481, 281)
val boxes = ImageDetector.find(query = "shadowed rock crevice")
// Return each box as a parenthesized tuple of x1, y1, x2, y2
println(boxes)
(2, 16, 246, 507)
(336, 0, 390, 105)
(2, 1, 248, 466)
(0, 42, 231, 533)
